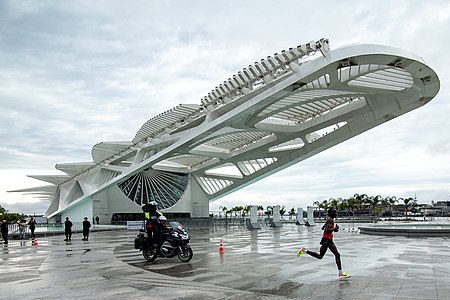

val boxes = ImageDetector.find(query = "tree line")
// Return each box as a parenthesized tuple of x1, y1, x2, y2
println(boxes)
(0, 204, 24, 222)
(313, 194, 418, 217)
(217, 205, 292, 218)
(216, 194, 419, 219)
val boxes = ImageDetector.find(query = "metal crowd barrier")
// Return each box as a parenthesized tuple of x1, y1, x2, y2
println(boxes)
(5, 222, 127, 239)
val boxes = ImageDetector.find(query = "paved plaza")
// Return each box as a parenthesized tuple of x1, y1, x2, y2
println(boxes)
(1, 223, 450, 299)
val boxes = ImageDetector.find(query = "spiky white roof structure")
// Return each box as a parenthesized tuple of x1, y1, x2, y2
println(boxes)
(10, 39, 440, 222)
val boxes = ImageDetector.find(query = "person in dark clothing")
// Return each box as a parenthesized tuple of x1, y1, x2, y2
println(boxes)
(1, 220, 8, 245)
(156, 215, 172, 253)
(142, 201, 164, 249)
(28, 217, 37, 239)
(95, 216, 99, 225)
(64, 217, 73, 242)
(82, 217, 91, 241)
(297, 207, 351, 279)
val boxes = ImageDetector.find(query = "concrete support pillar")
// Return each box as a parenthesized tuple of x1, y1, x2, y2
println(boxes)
(306, 206, 316, 226)
(246, 205, 261, 229)
(296, 207, 305, 225)
(270, 205, 282, 227)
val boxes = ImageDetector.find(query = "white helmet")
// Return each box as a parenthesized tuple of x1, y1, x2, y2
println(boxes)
(158, 216, 167, 221)
(142, 201, 158, 212)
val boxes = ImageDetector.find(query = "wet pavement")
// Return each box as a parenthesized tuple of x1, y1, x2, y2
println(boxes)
(1, 223, 450, 299)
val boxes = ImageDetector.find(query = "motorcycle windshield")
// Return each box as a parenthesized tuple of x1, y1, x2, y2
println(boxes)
(169, 222, 187, 234)
(169, 221, 181, 229)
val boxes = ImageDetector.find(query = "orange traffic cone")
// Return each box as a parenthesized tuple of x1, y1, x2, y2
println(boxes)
(219, 239, 224, 254)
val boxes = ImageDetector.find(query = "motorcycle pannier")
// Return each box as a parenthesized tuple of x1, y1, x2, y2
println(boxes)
(134, 237, 146, 249)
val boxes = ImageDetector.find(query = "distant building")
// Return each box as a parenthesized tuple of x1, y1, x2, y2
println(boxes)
(425, 201, 450, 216)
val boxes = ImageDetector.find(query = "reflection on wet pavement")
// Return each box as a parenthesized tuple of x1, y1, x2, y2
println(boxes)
(1, 223, 450, 299)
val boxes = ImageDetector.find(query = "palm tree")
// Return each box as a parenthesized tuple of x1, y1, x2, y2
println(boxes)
(339, 198, 349, 217)
(320, 200, 329, 211)
(0, 205, 6, 215)
(280, 206, 286, 218)
(402, 197, 415, 217)
(385, 196, 397, 217)
(380, 198, 389, 216)
(233, 205, 244, 217)
(329, 198, 339, 210)
(361, 194, 372, 215)
(242, 205, 251, 217)
(317, 200, 329, 218)
(313, 201, 320, 209)
(354, 193, 368, 216)
(289, 207, 296, 220)
(313, 200, 321, 217)
(397, 197, 404, 216)
(369, 195, 382, 216)
(219, 206, 227, 218)
(221, 206, 229, 218)
(256, 205, 264, 219)
(238, 205, 244, 217)
(265, 206, 273, 218)
(345, 197, 356, 217)
(357, 196, 365, 216)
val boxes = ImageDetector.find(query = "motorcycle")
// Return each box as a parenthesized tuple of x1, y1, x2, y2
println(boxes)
(134, 221, 193, 263)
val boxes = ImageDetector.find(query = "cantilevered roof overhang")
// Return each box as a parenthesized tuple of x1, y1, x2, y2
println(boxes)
(9, 39, 440, 218)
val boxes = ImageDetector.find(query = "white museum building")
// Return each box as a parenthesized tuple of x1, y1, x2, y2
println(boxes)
(11, 39, 440, 224)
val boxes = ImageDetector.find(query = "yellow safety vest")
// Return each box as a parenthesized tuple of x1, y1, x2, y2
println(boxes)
(145, 210, 163, 220)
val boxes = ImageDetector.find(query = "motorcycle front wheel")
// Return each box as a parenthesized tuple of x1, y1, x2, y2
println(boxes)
(143, 248, 157, 262)
(177, 247, 193, 262)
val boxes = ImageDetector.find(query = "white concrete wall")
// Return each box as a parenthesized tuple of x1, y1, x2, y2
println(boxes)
(62, 198, 92, 223)
(92, 191, 108, 224)
(53, 175, 210, 223)
(272, 205, 281, 222)
(250, 206, 258, 223)
(296, 207, 305, 225)
(307, 206, 316, 226)
(107, 185, 141, 217)
(164, 177, 210, 217)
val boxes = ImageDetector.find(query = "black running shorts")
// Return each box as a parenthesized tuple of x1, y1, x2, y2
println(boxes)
(320, 237, 334, 247)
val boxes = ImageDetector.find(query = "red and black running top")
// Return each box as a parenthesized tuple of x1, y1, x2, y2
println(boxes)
(322, 217, 335, 239)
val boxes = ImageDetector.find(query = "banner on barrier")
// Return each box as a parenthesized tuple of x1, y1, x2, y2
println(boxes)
(127, 221, 144, 230)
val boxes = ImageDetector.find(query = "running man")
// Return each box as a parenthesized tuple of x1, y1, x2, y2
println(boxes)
(297, 207, 351, 279)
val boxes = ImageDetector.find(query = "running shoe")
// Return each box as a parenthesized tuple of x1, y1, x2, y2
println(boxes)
(339, 272, 351, 279)
(297, 246, 305, 257)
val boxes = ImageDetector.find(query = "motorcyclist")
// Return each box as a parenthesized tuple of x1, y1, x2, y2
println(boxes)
(142, 201, 164, 247)
(158, 215, 171, 234)
(157, 215, 172, 253)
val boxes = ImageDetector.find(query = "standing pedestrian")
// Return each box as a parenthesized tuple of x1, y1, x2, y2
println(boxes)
(18, 219, 27, 239)
(297, 207, 351, 279)
(28, 217, 37, 239)
(82, 217, 91, 241)
(1, 220, 8, 245)
(64, 217, 73, 242)
(95, 215, 99, 225)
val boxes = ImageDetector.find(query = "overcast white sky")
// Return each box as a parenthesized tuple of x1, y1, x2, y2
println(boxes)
(1, 0, 449, 215)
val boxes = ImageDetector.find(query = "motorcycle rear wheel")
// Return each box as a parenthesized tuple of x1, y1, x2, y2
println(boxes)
(143, 248, 157, 262)
(177, 247, 193, 262)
